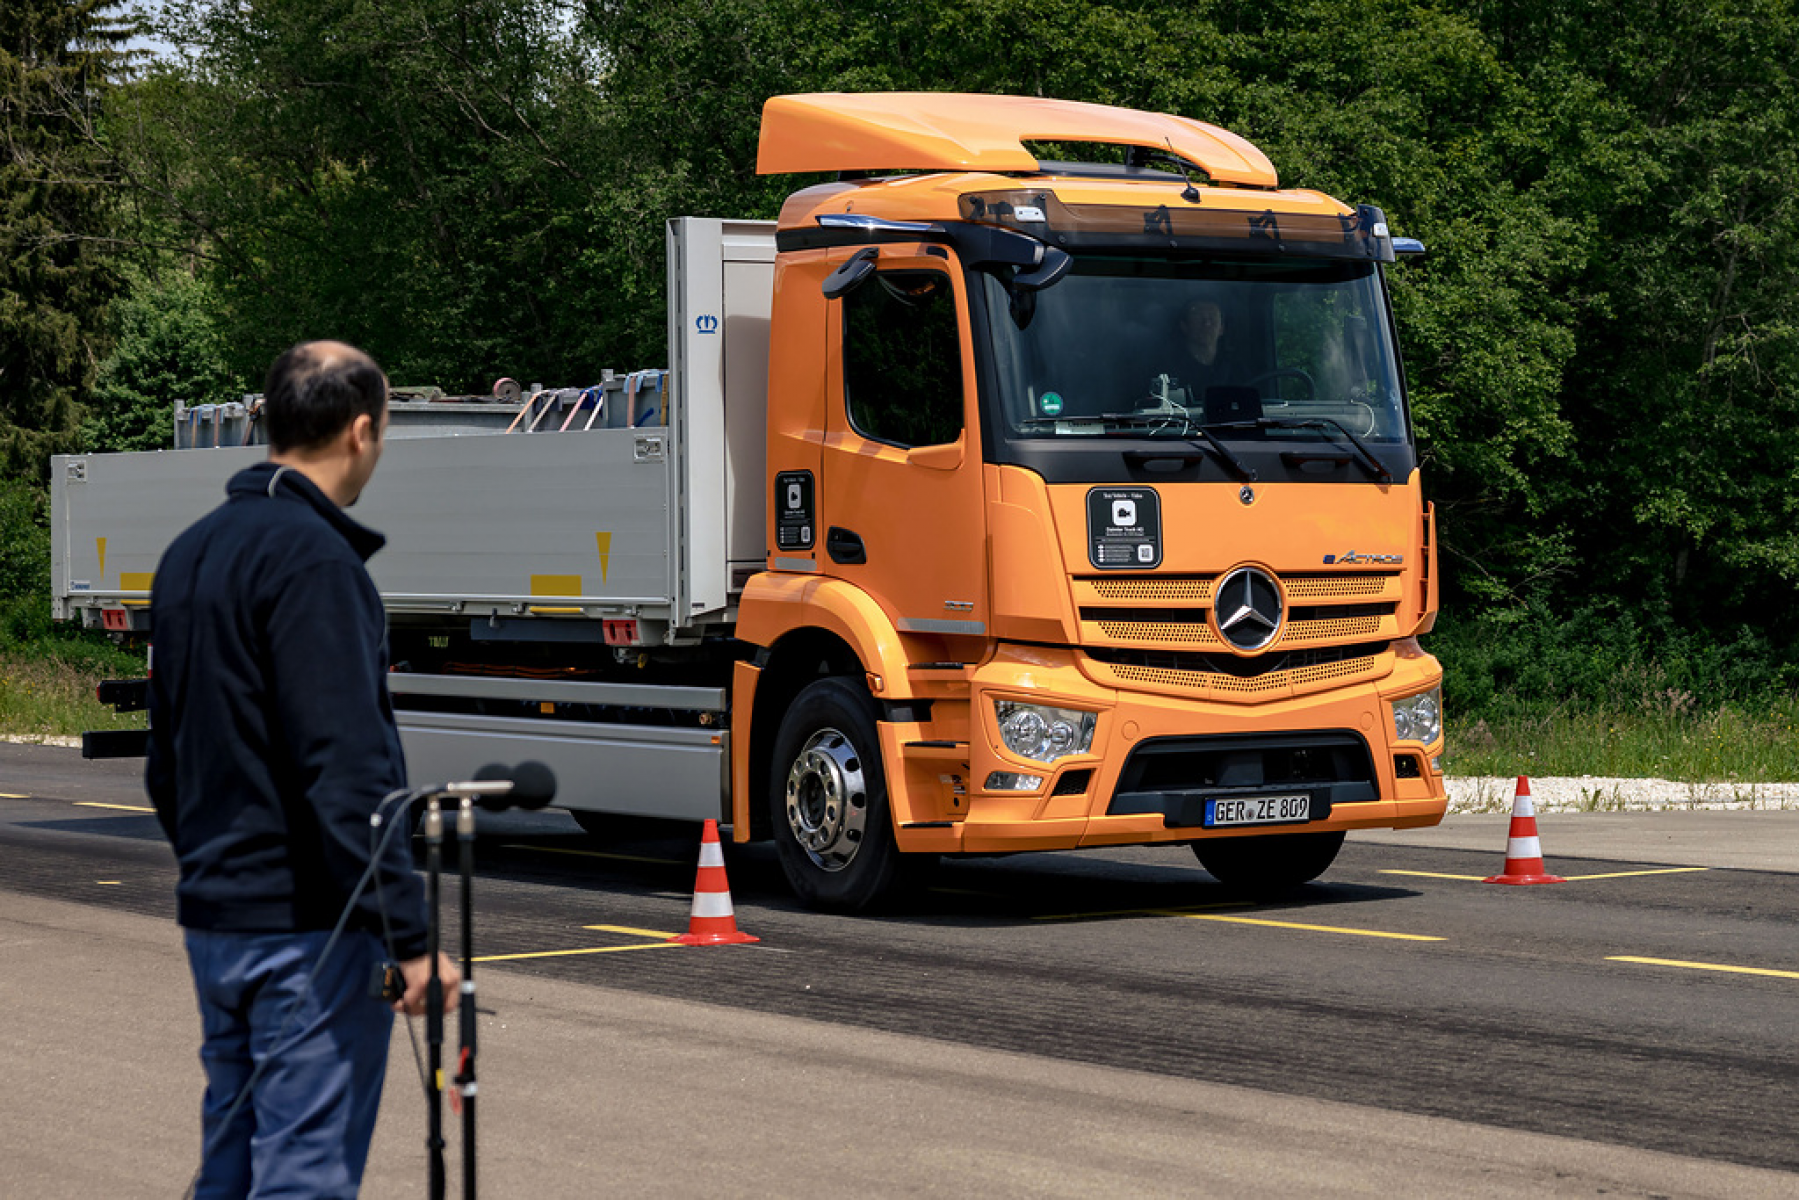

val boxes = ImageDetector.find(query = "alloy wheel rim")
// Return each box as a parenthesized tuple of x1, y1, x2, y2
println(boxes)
(783, 727, 868, 872)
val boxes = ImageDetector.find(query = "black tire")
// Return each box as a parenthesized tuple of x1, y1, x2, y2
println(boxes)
(767, 677, 924, 911)
(1192, 830, 1345, 894)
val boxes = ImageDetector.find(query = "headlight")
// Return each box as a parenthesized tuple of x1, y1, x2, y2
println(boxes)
(994, 701, 1097, 764)
(1391, 686, 1442, 745)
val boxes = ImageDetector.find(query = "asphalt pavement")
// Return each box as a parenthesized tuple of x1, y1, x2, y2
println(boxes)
(3, 741, 1797, 1198)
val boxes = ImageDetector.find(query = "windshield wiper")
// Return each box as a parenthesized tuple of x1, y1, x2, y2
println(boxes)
(1205, 417, 1392, 483)
(1091, 412, 1257, 483)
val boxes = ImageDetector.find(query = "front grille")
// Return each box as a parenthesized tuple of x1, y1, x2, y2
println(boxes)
(1088, 642, 1387, 679)
(1084, 576, 1214, 601)
(1075, 572, 1402, 689)
(1085, 643, 1388, 698)
(1098, 621, 1224, 645)
(1281, 615, 1383, 642)
(1052, 769, 1092, 796)
(1280, 572, 1400, 598)
(1082, 603, 1392, 648)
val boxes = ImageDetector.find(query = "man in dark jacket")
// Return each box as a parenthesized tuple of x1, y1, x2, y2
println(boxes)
(148, 340, 458, 1198)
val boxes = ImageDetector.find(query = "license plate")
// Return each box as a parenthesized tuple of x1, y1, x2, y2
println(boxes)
(1204, 793, 1313, 828)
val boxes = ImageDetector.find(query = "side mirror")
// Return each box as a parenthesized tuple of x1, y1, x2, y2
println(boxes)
(822, 247, 879, 299)
(1013, 246, 1071, 292)
(906, 431, 966, 471)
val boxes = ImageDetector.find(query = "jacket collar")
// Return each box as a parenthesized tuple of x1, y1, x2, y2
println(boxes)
(227, 461, 387, 562)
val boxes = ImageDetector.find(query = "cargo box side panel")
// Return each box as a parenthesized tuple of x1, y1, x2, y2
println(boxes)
(52, 448, 258, 617)
(358, 429, 674, 615)
(54, 432, 676, 621)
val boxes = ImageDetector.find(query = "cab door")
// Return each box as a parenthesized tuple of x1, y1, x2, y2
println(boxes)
(819, 248, 988, 647)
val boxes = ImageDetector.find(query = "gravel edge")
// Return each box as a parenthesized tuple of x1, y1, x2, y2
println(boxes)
(1447, 775, 1799, 814)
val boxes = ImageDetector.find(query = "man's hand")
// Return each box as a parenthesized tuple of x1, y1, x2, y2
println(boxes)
(395, 952, 461, 1016)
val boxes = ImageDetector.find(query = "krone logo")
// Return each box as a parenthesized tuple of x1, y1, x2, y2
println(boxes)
(1212, 566, 1284, 653)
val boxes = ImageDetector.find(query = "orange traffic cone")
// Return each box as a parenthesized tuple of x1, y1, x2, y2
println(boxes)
(1483, 776, 1565, 885)
(670, 819, 760, 945)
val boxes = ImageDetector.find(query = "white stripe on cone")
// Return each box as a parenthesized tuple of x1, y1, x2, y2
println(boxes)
(1513, 792, 1536, 817)
(1506, 836, 1543, 859)
(692, 890, 735, 919)
(699, 839, 725, 868)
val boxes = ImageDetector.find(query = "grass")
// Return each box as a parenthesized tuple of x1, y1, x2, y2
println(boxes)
(1445, 696, 1799, 784)
(0, 631, 148, 742)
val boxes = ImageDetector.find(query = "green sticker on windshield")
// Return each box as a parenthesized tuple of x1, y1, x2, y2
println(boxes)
(1039, 391, 1064, 417)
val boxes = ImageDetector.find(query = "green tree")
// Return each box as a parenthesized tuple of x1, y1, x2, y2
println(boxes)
(85, 263, 244, 453)
(120, 0, 611, 390)
(0, 0, 128, 479)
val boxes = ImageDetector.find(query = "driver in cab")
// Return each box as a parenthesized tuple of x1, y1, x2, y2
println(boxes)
(1146, 298, 1243, 414)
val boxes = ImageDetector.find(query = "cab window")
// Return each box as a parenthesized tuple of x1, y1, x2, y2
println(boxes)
(842, 269, 964, 448)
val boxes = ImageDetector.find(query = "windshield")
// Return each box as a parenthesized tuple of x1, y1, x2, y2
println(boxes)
(980, 256, 1409, 446)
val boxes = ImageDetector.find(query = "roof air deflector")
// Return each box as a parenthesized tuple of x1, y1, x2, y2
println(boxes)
(757, 93, 1278, 188)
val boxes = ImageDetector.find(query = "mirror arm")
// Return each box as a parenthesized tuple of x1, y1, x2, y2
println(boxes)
(821, 246, 880, 299)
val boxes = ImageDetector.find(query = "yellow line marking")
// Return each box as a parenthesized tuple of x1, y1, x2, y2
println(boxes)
(96, 881, 122, 886)
(1033, 901, 1254, 922)
(583, 924, 682, 940)
(1608, 955, 1799, 981)
(473, 942, 682, 963)
(1380, 869, 1487, 881)
(1183, 914, 1445, 941)
(0, 793, 31, 799)
(1563, 867, 1710, 881)
(76, 801, 155, 813)
(501, 843, 681, 866)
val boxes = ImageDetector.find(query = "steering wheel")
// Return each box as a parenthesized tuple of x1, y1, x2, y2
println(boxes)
(1245, 368, 1316, 401)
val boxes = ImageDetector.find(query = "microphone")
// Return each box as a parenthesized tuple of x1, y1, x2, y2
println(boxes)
(467, 761, 557, 811)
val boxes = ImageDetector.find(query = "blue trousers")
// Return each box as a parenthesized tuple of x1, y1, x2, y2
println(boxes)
(184, 929, 395, 1199)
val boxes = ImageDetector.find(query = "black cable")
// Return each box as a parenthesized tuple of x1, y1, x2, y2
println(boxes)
(372, 798, 432, 1097)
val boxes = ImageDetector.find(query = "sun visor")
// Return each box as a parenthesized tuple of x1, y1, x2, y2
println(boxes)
(957, 190, 1395, 262)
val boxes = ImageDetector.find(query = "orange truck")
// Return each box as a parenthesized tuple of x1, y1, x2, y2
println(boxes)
(52, 93, 1446, 909)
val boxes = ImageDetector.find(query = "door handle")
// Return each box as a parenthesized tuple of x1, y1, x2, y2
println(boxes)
(826, 526, 867, 565)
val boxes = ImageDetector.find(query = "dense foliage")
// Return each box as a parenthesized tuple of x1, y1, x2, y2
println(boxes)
(0, 0, 127, 478)
(3, 0, 1797, 711)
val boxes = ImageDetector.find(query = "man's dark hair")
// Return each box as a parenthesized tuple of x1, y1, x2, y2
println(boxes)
(263, 342, 388, 452)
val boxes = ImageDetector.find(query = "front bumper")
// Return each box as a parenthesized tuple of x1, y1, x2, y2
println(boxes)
(887, 642, 1446, 855)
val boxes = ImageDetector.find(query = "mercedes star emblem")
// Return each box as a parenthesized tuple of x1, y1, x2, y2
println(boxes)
(1213, 566, 1284, 652)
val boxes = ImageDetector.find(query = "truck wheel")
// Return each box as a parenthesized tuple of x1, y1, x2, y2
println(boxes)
(768, 677, 917, 911)
(1192, 830, 1345, 893)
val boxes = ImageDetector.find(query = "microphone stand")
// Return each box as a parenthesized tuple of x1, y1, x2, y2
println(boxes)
(424, 798, 447, 1200)
(402, 766, 548, 1199)
(455, 796, 478, 1198)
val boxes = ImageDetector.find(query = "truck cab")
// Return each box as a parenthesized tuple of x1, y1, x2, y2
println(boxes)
(733, 94, 1445, 906)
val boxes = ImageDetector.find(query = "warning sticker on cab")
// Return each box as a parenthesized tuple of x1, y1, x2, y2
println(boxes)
(1086, 487, 1162, 569)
